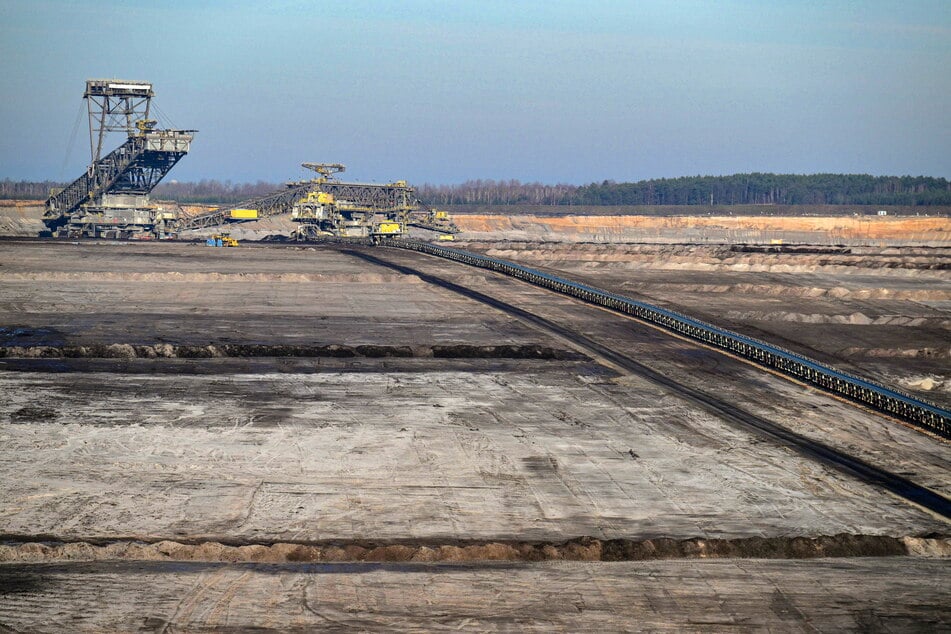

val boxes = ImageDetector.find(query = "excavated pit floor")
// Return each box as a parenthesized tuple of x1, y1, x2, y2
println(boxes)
(469, 241, 951, 408)
(0, 240, 948, 631)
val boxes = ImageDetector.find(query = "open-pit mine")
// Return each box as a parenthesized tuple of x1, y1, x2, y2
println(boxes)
(1, 79, 949, 632)
(0, 208, 949, 631)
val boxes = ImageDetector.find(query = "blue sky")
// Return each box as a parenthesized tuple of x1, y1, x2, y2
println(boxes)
(1, 0, 949, 184)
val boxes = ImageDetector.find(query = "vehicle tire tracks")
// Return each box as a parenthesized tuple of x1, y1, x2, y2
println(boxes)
(343, 247, 951, 521)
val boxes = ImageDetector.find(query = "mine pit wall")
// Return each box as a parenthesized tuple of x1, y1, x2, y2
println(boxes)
(454, 214, 951, 246)
(3, 199, 949, 245)
(0, 202, 44, 236)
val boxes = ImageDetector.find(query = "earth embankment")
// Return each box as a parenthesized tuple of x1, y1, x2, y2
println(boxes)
(454, 214, 951, 246)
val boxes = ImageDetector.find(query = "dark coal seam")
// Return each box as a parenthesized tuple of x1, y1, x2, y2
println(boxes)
(0, 343, 579, 361)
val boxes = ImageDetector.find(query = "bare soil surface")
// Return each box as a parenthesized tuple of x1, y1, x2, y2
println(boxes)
(465, 241, 951, 409)
(1, 559, 948, 632)
(0, 239, 948, 631)
(455, 214, 951, 246)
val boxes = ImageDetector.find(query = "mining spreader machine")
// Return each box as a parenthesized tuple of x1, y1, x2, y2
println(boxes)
(43, 80, 194, 239)
(178, 162, 459, 241)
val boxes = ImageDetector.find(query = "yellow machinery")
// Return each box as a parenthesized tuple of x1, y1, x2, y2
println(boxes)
(181, 161, 459, 241)
(291, 166, 413, 240)
(302, 163, 346, 182)
(206, 233, 238, 247)
(291, 191, 335, 219)
(374, 221, 404, 235)
(406, 208, 459, 235)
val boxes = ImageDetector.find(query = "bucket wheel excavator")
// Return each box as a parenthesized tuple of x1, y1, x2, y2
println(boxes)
(43, 80, 195, 239)
(178, 162, 459, 241)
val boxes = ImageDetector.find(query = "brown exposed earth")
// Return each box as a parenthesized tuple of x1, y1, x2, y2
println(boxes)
(454, 213, 951, 245)
(4, 534, 948, 564)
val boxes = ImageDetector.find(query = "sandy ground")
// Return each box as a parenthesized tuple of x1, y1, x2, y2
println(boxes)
(1, 559, 948, 632)
(468, 241, 951, 409)
(454, 213, 951, 246)
(0, 240, 948, 631)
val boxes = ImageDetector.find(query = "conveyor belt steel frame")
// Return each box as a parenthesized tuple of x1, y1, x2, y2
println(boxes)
(180, 180, 419, 231)
(383, 239, 951, 439)
(180, 179, 454, 233)
(180, 183, 315, 230)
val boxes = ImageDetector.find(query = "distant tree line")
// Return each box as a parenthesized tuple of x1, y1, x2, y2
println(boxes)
(4, 173, 950, 206)
(570, 174, 951, 206)
(150, 180, 280, 205)
(0, 178, 281, 204)
(418, 174, 951, 206)
(418, 180, 577, 206)
(0, 179, 62, 200)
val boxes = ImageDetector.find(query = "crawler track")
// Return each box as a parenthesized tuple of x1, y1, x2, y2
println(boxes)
(348, 246, 951, 520)
(384, 240, 951, 439)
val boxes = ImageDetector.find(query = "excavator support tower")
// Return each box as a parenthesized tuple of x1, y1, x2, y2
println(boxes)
(44, 80, 195, 239)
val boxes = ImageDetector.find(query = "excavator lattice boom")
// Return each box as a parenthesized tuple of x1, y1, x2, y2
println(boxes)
(178, 162, 459, 240)
(180, 163, 458, 240)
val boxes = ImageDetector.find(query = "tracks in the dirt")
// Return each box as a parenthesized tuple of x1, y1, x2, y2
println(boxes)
(345, 247, 951, 521)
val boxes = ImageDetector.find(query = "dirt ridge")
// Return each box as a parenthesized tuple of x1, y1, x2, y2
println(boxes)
(0, 342, 578, 361)
(1, 535, 947, 564)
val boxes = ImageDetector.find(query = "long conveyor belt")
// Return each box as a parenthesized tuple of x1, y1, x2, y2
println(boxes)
(383, 239, 951, 439)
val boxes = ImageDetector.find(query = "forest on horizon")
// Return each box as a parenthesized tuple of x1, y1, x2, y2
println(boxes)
(3, 173, 950, 207)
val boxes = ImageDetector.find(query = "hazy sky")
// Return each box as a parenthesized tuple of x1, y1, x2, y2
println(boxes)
(1, 0, 949, 185)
